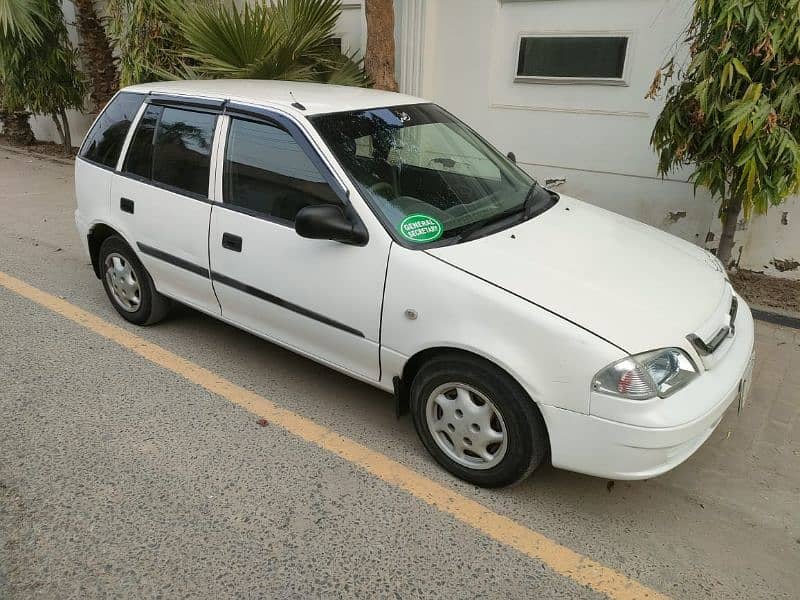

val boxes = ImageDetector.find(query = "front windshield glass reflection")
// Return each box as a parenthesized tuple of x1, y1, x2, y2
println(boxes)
(311, 104, 548, 244)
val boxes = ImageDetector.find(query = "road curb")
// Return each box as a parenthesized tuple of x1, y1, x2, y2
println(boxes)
(750, 304, 800, 330)
(0, 142, 75, 166)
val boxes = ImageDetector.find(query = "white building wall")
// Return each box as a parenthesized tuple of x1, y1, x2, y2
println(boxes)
(738, 196, 800, 276)
(412, 0, 717, 242)
(397, 0, 799, 280)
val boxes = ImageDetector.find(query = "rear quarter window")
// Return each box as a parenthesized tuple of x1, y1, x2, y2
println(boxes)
(79, 92, 145, 168)
(122, 104, 217, 198)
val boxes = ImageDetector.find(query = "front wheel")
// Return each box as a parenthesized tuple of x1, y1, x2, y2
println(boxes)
(410, 354, 548, 487)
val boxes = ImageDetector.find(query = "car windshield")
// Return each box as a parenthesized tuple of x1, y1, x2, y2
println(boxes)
(311, 103, 554, 245)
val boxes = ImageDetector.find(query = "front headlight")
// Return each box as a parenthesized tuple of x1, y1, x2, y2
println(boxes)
(592, 348, 699, 400)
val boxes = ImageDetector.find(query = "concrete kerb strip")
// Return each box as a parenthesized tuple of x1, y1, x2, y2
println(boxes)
(749, 304, 800, 330)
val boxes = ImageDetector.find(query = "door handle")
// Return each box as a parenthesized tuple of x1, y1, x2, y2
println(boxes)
(221, 232, 242, 252)
(120, 197, 134, 214)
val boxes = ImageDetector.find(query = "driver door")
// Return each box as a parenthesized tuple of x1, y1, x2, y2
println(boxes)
(208, 113, 389, 381)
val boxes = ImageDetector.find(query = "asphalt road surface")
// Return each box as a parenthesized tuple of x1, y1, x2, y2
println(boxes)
(1, 148, 799, 599)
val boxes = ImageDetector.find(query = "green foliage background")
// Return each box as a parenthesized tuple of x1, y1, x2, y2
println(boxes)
(650, 0, 800, 223)
(106, 0, 368, 87)
(1, 0, 85, 117)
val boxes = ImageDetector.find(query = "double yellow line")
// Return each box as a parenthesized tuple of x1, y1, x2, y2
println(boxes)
(0, 270, 666, 599)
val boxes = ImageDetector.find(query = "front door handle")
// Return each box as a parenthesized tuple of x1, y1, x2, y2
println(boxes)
(120, 197, 134, 214)
(221, 232, 242, 252)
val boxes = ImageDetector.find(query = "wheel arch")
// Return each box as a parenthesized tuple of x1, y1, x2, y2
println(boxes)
(398, 346, 544, 419)
(87, 223, 130, 278)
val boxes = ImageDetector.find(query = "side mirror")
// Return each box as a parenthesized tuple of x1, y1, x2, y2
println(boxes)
(295, 204, 368, 246)
(507, 151, 516, 164)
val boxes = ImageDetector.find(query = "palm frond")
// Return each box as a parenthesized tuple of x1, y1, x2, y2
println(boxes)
(0, 0, 43, 43)
(162, 0, 367, 86)
(319, 50, 371, 87)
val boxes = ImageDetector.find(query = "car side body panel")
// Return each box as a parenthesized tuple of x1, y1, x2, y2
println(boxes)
(109, 174, 220, 315)
(379, 243, 626, 414)
(74, 160, 115, 257)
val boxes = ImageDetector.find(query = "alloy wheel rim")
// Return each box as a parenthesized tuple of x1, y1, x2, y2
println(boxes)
(104, 253, 141, 313)
(425, 383, 508, 470)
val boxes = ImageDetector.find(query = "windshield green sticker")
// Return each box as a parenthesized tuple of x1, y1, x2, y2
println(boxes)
(399, 214, 444, 243)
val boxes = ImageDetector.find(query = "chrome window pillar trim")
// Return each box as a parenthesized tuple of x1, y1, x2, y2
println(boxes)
(114, 100, 149, 173)
(209, 114, 230, 203)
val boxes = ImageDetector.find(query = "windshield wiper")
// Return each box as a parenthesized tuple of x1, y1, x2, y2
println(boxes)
(523, 181, 560, 219)
(455, 205, 525, 243)
(455, 182, 543, 243)
(522, 182, 540, 218)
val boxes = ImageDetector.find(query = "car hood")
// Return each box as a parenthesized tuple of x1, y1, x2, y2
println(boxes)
(427, 195, 728, 354)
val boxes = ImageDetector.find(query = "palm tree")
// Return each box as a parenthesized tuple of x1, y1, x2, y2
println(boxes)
(364, 0, 397, 91)
(73, 0, 118, 110)
(0, 0, 43, 42)
(161, 0, 368, 86)
(0, 0, 41, 144)
(0, 0, 85, 152)
(105, 0, 367, 87)
(105, 0, 186, 86)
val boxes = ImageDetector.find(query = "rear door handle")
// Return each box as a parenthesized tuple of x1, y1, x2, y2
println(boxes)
(221, 232, 242, 252)
(120, 197, 134, 214)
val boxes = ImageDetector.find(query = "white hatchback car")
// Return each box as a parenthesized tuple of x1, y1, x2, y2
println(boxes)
(75, 80, 755, 487)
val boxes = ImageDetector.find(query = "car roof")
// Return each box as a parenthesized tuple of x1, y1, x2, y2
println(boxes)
(122, 79, 427, 116)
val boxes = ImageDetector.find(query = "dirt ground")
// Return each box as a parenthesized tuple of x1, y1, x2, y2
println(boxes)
(0, 134, 76, 158)
(730, 269, 800, 313)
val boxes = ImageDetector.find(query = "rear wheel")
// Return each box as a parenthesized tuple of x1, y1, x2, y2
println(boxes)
(99, 236, 170, 325)
(410, 354, 548, 487)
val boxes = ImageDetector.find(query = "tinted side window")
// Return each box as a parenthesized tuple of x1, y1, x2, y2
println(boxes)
(123, 104, 159, 179)
(223, 118, 339, 223)
(79, 92, 145, 168)
(152, 108, 217, 197)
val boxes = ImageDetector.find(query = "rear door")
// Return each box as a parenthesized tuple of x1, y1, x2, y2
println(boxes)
(208, 109, 389, 381)
(111, 100, 221, 315)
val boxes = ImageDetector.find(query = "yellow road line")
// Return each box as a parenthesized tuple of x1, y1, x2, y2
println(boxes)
(0, 270, 666, 599)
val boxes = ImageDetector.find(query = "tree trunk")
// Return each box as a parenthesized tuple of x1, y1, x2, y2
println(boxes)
(60, 109, 72, 155)
(364, 0, 399, 91)
(2, 111, 36, 146)
(52, 113, 66, 149)
(717, 193, 744, 268)
(73, 0, 118, 111)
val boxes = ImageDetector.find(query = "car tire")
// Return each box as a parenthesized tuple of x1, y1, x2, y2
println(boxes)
(410, 353, 548, 487)
(99, 235, 170, 325)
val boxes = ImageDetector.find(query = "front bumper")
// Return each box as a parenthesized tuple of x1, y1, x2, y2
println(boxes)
(540, 299, 755, 480)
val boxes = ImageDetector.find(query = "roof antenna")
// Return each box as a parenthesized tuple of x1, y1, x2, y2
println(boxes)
(289, 91, 306, 111)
